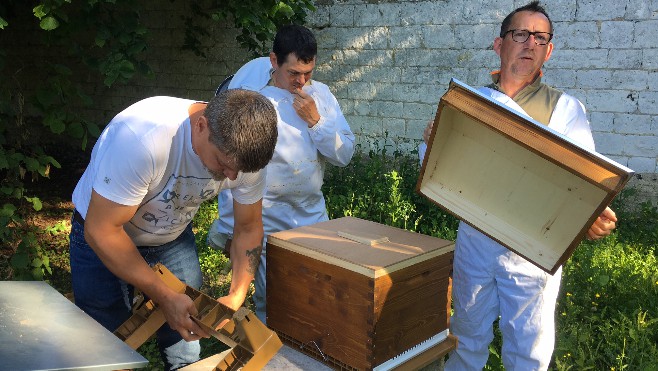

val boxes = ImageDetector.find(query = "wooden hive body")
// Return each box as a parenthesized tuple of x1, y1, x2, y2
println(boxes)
(266, 217, 455, 370)
(418, 79, 634, 274)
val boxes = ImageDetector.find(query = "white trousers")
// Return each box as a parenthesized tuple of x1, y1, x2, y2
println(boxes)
(445, 222, 562, 371)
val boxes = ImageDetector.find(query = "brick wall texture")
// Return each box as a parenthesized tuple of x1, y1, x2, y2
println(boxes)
(3, 0, 657, 200)
(305, 0, 657, 176)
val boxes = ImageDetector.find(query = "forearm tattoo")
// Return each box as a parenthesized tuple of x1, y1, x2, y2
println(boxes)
(245, 245, 263, 276)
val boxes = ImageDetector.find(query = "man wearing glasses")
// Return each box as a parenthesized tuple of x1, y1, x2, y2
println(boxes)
(419, 1, 618, 370)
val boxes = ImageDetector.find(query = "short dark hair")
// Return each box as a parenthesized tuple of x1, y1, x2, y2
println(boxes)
(204, 89, 278, 173)
(272, 24, 317, 66)
(500, 1, 553, 37)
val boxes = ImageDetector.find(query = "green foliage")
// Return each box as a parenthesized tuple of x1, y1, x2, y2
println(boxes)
(554, 235, 658, 370)
(137, 339, 165, 370)
(183, 0, 316, 57)
(0, 0, 312, 281)
(612, 188, 658, 247)
(192, 199, 243, 359)
(323, 140, 459, 240)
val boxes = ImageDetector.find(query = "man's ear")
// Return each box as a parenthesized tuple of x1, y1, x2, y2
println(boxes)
(195, 115, 208, 133)
(269, 52, 278, 69)
(493, 37, 503, 56)
(544, 42, 554, 62)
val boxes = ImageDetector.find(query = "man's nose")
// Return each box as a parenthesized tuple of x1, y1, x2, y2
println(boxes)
(526, 34, 539, 46)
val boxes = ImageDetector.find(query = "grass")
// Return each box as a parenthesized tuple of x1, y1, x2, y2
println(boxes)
(3, 143, 657, 370)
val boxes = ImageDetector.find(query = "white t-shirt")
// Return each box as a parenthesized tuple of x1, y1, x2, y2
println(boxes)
(72, 96, 265, 246)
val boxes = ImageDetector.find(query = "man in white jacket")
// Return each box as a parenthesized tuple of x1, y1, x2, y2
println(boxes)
(208, 24, 355, 323)
(419, 2, 618, 370)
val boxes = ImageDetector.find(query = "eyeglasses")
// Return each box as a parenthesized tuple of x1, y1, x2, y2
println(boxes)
(502, 29, 553, 45)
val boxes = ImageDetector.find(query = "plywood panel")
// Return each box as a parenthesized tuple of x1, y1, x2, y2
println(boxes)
(418, 79, 634, 273)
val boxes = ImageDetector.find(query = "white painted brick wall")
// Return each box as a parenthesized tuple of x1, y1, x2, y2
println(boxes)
(306, 0, 658, 173)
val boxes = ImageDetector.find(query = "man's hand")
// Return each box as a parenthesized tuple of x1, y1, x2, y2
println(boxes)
(293, 88, 321, 127)
(586, 206, 617, 240)
(159, 291, 210, 341)
(216, 294, 244, 312)
(423, 120, 434, 144)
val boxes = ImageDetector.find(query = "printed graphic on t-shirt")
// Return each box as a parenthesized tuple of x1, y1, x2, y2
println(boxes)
(130, 174, 218, 236)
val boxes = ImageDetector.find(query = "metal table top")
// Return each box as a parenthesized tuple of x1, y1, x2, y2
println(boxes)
(0, 281, 148, 371)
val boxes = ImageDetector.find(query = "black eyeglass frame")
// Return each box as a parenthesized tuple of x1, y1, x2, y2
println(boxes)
(501, 29, 553, 45)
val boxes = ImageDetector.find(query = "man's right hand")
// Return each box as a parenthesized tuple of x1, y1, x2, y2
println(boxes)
(85, 191, 210, 342)
(159, 291, 210, 341)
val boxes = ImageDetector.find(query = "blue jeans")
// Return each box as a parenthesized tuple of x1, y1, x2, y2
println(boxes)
(69, 215, 202, 370)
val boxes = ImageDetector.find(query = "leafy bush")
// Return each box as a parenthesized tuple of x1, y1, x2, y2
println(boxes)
(0, 0, 314, 281)
(323, 141, 459, 240)
(554, 233, 658, 370)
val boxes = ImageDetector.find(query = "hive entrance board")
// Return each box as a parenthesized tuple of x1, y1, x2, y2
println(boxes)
(417, 78, 634, 274)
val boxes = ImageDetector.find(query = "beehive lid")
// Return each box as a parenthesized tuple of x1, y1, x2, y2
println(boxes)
(267, 216, 454, 278)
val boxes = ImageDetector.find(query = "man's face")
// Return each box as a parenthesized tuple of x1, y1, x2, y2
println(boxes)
(493, 10, 554, 81)
(192, 115, 240, 181)
(270, 52, 315, 93)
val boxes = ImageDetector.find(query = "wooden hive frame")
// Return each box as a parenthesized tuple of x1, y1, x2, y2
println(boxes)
(113, 263, 282, 370)
(417, 78, 634, 274)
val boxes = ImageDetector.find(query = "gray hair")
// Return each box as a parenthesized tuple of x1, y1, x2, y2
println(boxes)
(204, 89, 278, 173)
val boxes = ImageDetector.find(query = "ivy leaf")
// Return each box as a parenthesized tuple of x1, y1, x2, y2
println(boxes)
(86, 122, 101, 138)
(33, 5, 47, 19)
(40, 16, 60, 31)
(273, 2, 295, 18)
(41, 155, 61, 168)
(25, 196, 43, 211)
(67, 121, 84, 139)
(0, 203, 16, 217)
(44, 114, 66, 134)
(10, 252, 29, 269)
(0, 17, 8, 29)
(31, 266, 44, 280)
(103, 73, 118, 87)
(118, 60, 136, 79)
(24, 157, 40, 172)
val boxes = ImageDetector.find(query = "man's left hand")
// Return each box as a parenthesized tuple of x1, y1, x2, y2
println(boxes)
(293, 88, 321, 127)
(587, 206, 617, 240)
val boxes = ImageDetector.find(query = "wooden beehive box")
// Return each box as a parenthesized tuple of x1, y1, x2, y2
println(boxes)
(266, 216, 456, 370)
(418, 78, 634, 274)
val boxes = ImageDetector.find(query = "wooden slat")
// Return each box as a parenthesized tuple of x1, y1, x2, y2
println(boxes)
(267, 245, 375, 370)
(267, 217, 454, 278)
(442, 84, 627, 192)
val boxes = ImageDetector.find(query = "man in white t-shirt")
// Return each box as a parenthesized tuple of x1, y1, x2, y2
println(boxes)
(208, 25, 355, 323)
(69, 89, 278, 370)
